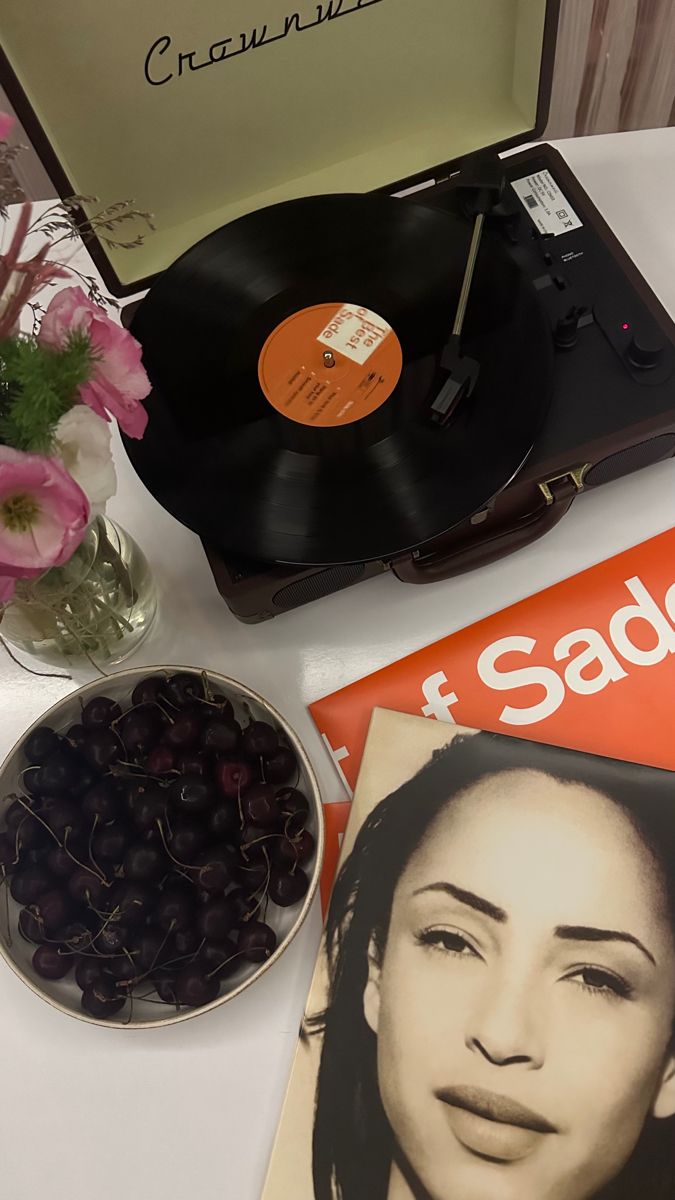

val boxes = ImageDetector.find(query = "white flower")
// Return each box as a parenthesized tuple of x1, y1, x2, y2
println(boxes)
(54, 405, 117, 518)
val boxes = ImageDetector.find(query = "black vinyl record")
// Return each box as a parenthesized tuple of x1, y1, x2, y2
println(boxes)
(126, 192, 553, 565)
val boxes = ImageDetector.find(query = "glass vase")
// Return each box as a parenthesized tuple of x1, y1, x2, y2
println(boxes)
(0, 515, 157, 670)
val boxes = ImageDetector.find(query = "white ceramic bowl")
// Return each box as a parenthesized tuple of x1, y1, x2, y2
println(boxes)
(0, 667, 323, 1028)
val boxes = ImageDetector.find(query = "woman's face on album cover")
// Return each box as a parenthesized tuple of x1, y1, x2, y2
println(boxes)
(363, 769, 675, 1200)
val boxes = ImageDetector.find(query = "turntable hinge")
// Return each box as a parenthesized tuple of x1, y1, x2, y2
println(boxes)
(538, 464, 590, 506)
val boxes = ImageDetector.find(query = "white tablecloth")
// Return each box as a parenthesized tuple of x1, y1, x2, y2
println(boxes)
(1, 127, 674, 1200)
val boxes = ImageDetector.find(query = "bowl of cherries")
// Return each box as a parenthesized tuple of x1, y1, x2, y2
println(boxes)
(0, 667, 323, 1027)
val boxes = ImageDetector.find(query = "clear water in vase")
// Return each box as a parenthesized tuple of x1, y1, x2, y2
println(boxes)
(0, 516, 157, 669)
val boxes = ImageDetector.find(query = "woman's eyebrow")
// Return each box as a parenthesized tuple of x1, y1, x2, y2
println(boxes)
(554, 925, 656, 966)
(412, 882, 506, 922)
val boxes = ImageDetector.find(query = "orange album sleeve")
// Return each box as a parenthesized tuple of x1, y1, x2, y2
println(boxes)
(310, 529, 675, 799)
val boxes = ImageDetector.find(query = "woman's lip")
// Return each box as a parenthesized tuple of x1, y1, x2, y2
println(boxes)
(435, 1085, 558, 1134)
(441, 1104, 550, 1163)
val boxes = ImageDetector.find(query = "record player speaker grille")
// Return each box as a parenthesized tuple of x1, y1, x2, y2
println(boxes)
(272, 564, 367, 611)
(584, 435, 675, 488)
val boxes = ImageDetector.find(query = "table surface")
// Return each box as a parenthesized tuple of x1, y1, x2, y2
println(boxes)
(1, 126, 674, 1200)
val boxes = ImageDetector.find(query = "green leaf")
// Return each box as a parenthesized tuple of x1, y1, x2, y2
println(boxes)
(0, 332, 97, 453)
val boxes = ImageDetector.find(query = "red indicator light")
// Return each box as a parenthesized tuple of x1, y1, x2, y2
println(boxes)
(622, 322, 630, 330)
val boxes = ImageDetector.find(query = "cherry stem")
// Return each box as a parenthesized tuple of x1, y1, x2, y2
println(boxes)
(206, 949, 249, 980)
(1, 867, 11, 948)
(200, 671, 213, 702)
(87, 814, 103, 877)
(241, 831, 283, 852)
(110, 762, 168, 785)
(244, 847, 271, 921)
(155, 820, 199, 871)
(64, 826, 107, 884)
(147, 920, 175, 976)
(123, 990, 134, 1026)
(13, 819, 25, 865)
(136, 992, 183, 1006)
(237, 775, 244, 829)
(11, 794, 60, 845)
(133, 938, 206, 986)
(92, 903, 122, 947)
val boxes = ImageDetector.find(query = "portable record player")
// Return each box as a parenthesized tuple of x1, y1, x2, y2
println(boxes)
(2, 0, 675, 622)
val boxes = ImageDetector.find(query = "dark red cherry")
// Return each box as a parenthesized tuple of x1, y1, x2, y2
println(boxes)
(46, 844, 79, 878)
(96, 924, 128, 954)
(277, 830, 315, 866)
(81, 695, 122, 729)
(264, 746, 297, 784)
(173, 927, 202, 957)
(208, 802, 239, 841)
(123, 843, 165, 882)
(196, 846, 237, 893)
(0, 832, 17, 874)
(38, 751, 77, 795)
(176, 752, 209, 778)
(167, 821, 207, 861)
(93, 823, 129, 863)
(268, 867, 309, 906)
(10, 866, 52, 906)
(81, 781, 118, 822)
(64, 724, 87, 754)
(174, 966, 219, 1008)
(67, 867, 107, 906)
(276, 788, 310, 820)
(121, 706, 161, 755)
(243, 783, 280, 828)
(131, 675, 166, 707)
(32, 888, 73, 932)
(33, 944, 72, 980)
(201, 719, 241, 755)
(155, 889, 194, 933)
(162, 673, 204, 709)
(130, 788, 167, 833)
(82, 978, 126, 1018)
(111, 881, 153, 927)
(146, 744, 176, 775)
(58, 921, 96, 953)
(242, 721, 278, 759)
(82, 728, 120, 771)
(24, 725, 60, 764)
(197, 898, 236, 942)
(133, 928, 168, 971)
(164, 713, 201, 749)
(237, 920, 277, 962)
(18, 907, 46, 943)
(75, 957, 106, 991)
(169, 774, 215, 816)
(215, 760, 253, 799)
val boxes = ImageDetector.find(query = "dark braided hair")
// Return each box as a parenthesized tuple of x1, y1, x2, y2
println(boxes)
(310, 729, 675, 1200)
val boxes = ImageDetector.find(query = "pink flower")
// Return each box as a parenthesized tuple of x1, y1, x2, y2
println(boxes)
(38, 286, 150, 438)
(0, 112, 14, 142)
(0, 447, 90, 602)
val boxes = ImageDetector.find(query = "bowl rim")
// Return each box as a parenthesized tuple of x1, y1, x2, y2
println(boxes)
(0, 665, 324, 1029)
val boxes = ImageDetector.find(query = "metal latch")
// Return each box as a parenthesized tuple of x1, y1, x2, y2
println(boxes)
(538, 464, 590, 506)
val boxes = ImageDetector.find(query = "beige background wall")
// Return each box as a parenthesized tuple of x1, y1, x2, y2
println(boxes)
(2, 0, 675, 202)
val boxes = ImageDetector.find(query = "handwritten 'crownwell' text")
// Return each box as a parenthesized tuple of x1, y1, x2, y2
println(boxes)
(144, 0, 386, 87)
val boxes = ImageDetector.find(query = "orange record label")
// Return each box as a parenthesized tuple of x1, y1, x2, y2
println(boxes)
(258, 302, 402, 427)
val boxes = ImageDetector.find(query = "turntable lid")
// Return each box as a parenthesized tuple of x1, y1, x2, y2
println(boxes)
(1, 0, 558, 295)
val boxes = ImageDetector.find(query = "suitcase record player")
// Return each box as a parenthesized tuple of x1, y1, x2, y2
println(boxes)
(2, 0, 674, 622)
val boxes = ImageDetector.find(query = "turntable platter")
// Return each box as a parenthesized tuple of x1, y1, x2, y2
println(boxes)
(125, 192, 553, 565)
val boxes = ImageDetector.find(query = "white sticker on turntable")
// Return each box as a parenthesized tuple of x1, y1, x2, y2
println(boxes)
(511, 170, 582, 236)
(317, 304, 392, 365)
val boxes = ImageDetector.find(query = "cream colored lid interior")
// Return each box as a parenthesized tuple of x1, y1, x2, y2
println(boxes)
(1, 0, 548, 287)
